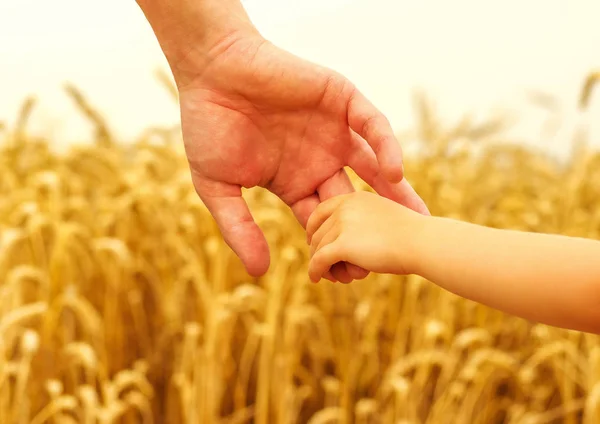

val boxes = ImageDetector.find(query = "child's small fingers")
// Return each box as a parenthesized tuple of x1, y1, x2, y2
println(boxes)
(310, 230, 340, 282)
(314, 228, 340, 256)
(306, 195, 349, 243)
(313, 227, 355, 284)
(310, 216, 338, 256)
(309, 241, 346, 283)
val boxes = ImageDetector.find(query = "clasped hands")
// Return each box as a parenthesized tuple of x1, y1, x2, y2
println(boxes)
(163, 27, 429, 282)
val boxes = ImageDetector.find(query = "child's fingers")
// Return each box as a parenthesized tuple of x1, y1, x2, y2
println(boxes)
(310, 224, 339, 283)
(306, 195, 349, 244)
(314, 230, 341, 259)
(317, 232, 352, 284)
(309, 241, 346, 283)
(309, 231, 342, 282)
(310, 216, 338, 257)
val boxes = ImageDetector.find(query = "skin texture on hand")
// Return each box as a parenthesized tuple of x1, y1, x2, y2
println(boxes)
(176, 33, 429, 280)
(306, 192, 425, 282)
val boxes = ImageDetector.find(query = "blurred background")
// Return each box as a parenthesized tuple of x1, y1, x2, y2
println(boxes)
(2, 2, 600, 423)
(1, 0, 599, 155)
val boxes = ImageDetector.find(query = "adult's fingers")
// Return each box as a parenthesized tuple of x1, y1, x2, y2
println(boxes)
(347, 132, 430, 216)
(192, 175, 270, 277)
(317, 168, 354, 199)
(290, 194, 321, 229)
(329, 263, 353, 284)
(345, 264, 369, 281)
(391, 179, 430, 216)
(347, 89, 404, 183)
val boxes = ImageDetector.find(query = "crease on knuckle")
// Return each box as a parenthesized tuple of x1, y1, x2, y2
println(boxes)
(361, 115, 379, 139)
(227, 214, 255, 236)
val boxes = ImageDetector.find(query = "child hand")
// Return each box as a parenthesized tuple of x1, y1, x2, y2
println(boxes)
(306, 191, 425, 283)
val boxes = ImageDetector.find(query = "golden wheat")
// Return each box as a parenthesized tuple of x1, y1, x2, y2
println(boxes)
(0, 72, 598, 423)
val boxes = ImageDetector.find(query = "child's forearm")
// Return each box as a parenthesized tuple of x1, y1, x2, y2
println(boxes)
(412, 217, 600, 333)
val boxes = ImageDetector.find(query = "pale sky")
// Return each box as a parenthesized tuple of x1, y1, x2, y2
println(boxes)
(0, 0, 598, 155)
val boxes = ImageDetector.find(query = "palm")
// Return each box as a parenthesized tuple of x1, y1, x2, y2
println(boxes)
(177, 35, 428, 280)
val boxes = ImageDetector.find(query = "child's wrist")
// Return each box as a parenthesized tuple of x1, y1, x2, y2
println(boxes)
(403, 214, 436, 276)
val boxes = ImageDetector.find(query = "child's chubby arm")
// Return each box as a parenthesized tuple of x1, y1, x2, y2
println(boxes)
(306, 191, 600, 334)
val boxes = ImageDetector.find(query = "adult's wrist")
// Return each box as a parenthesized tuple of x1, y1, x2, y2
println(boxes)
(136, 0, 260, 85)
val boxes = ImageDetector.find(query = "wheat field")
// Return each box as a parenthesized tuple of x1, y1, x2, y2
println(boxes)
(0, 73, 599, 424)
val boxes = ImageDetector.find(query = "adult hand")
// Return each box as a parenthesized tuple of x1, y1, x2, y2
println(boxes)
(178, 32, 429, 281)
(137, 0, 429, 281)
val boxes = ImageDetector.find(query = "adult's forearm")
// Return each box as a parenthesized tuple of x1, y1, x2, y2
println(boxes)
(136, 0, 258, 81)
(413, 217, 600, 333)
